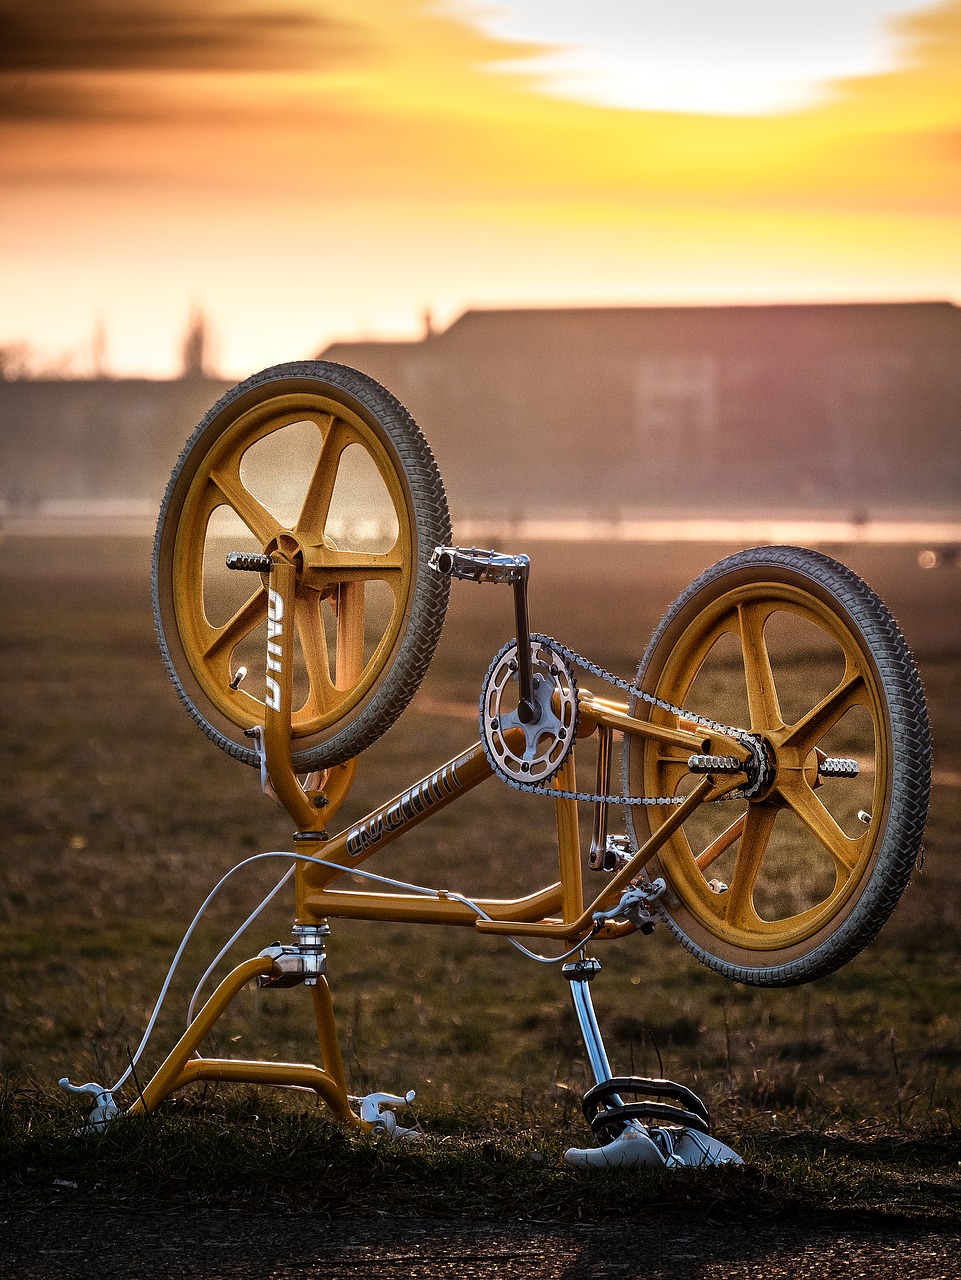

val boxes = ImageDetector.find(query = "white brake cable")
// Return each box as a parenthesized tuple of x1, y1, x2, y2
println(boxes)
(285, 851, 597, 965)
(73, 847, 597, 1101)
(103, 852, 299, 1094)
(186, 863, 295, 1027)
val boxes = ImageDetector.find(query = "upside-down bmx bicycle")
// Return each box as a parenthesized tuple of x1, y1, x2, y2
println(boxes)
(62, 361, 932, 1168)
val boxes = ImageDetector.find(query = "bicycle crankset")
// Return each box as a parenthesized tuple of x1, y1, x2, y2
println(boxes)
(480, 635, 579, 786)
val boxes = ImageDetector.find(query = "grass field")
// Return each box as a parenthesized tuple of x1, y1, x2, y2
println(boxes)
(1, 533, 959, 1220)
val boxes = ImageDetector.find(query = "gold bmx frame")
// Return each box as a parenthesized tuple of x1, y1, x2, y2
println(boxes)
(102, 360, 927, 1164)
(130, 553, 738, 1128)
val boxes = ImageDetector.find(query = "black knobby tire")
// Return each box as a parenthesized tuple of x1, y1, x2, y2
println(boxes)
(623, 545, 931, 987)
(152, 361, 451, 770)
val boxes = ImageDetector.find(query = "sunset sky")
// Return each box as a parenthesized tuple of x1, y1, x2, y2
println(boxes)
(1, 0, 959, 377)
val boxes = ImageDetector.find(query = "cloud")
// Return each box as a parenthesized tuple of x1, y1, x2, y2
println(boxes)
(0, 78, 101, 122)
(455, 0, 944, 116)
(0, 1, 370, 74)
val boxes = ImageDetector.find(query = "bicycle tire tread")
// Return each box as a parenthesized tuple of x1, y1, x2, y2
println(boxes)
(625, 545, 931, 987)
(152, 360, 450, 770)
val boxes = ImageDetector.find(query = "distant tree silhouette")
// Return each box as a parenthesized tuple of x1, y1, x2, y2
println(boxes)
(0, 343, 34, 380)
(181, 307, 212, 379)
(91, 318, 108, 378)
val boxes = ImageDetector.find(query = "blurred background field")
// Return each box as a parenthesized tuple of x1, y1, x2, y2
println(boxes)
(1, 532, 959, 1155)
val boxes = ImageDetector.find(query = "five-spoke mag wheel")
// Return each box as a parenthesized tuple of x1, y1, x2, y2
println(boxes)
(152, 361, 450, 771)
(624, 546, 931, 986)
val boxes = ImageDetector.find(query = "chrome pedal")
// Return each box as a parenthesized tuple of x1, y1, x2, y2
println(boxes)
(431, 545, 529, 584)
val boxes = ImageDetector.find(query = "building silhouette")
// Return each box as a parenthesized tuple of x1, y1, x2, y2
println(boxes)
(321, 302, 961, 521)
(1, 303, 958, 527)
(0, 375, 231, 521)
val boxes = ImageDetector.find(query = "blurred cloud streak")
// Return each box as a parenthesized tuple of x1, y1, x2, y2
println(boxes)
(0, 1, 368, 73)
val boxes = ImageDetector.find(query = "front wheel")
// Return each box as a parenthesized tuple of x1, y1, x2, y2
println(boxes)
(623, 546, 931, 987)
(152, 361, 451, 771)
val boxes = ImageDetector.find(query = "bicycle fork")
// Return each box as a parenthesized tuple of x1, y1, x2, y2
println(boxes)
(562, 958, 743, 1169)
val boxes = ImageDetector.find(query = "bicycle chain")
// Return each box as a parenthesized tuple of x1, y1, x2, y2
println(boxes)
(480, 634, 756, 807)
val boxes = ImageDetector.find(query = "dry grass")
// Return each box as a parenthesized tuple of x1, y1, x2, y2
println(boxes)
(1, 534, 959, 1219)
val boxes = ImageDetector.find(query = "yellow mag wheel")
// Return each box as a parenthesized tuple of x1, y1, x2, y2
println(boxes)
(623, 547, 931, 986)
(152, 361, 451, 770)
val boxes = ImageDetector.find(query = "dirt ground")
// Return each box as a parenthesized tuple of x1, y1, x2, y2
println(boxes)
(2, 1209, 960, 1279)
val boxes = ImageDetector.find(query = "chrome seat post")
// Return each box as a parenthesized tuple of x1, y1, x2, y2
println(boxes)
(562, 958, 617, 1090)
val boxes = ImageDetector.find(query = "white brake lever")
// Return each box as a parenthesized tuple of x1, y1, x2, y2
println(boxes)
(59, 1078, 120, 1133)
(358, 1090, 419, 1139)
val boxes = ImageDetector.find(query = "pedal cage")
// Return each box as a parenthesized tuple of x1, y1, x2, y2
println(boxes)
(582, 1075, 711, 1143)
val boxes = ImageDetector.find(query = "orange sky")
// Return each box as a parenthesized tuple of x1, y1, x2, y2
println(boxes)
(1, 0, 959, 376)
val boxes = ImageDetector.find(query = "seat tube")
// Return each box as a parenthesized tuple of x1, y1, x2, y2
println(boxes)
(554, 753, 584, 923)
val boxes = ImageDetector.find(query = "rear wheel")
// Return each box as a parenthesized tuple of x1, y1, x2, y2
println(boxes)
(152, 361, 450, 770)
(624, 546, 930, 986)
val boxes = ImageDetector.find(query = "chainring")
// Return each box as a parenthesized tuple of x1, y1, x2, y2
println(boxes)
(480, 635, 579, 786)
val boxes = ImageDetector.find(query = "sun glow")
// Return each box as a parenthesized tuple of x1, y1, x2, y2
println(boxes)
(450, 0, 942, 115)
(0, 0, 958, 375)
